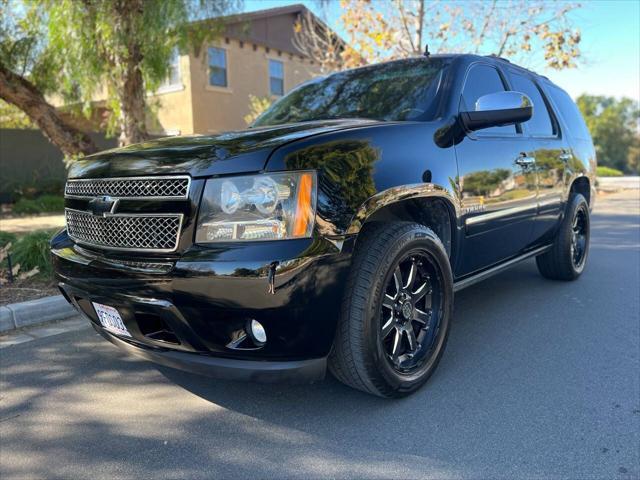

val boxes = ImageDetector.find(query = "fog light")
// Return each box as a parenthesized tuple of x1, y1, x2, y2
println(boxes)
(248, 319, 267, 345)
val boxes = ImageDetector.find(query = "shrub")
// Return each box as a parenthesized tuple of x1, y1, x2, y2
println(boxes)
(12, 198, 41, 214)
(0, 231, 17, 248)
(13, 195, 64, 214)
(35, 194, 65, 212)
(596, 166, 624, 177)
(10, 230, 57, 277)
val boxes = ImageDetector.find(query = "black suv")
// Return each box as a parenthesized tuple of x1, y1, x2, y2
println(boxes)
(52, 54, 596, 397)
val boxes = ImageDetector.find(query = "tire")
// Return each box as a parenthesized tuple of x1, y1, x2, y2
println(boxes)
(329, 222, 454, 398)
(536, 193, 590, 281)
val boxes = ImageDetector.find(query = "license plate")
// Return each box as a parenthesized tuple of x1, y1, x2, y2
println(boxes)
(92, 302, 131, 337)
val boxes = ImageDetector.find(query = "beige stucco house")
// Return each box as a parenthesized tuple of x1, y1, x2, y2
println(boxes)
(145, 4, 327, 136)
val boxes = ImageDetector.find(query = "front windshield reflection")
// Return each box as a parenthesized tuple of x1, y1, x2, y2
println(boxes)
(254, 58, 449, 126)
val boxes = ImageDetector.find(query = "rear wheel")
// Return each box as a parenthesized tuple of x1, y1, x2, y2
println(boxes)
(536, 193, 590, 281)
(329, 222, 453, 398)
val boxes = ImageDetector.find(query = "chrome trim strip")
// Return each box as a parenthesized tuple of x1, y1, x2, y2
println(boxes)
(537, 196, 563, 209)
(64, 175, 191, 200)
(65, 207, 184, 253)
(453, 245, 552, 292)
(465, 204, 535, 226)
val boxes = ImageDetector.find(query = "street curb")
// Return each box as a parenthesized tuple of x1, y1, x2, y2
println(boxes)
(0, 295, 77, 333)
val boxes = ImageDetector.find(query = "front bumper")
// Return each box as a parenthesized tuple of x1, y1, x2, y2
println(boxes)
(53, 231, 354, 382)
(93, 323, 327, 383)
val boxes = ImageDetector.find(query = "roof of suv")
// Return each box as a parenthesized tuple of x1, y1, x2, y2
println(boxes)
(397, 52, 555, 87)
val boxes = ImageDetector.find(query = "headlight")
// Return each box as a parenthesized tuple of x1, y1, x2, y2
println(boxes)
(196, 171, 316, 243)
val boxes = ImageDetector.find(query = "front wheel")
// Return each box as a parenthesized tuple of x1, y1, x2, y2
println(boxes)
(329, 222, 453, 398)
(536, 193, 590, 281)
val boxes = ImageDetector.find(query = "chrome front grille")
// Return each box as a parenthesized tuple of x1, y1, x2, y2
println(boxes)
(65, 175, 190, 199)
(65, 209, 183, 253)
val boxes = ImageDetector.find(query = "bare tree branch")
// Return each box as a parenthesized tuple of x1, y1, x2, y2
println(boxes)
(292, 10, 346, 73)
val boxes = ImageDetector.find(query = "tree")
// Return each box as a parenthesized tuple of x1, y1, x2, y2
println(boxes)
(0, 101, 34, 129)
(292, 9, 348, 74)
(243, 94, 274, 125)
(297, 0, 583, 71)
(47, 0, 241, 146)
(577, 95, 640, 174)
(0, 0, 97, 156)
(1, 0, 241, 156)
(628, 136, 640, 174)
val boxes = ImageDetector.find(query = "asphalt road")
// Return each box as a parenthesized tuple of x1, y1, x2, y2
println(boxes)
(1, 191, 638, 479)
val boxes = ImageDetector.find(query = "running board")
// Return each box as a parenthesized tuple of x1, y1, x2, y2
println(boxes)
(453, 245, 552, 292)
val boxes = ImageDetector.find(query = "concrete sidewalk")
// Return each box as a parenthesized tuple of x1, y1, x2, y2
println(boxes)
(0, 214, 65, 234)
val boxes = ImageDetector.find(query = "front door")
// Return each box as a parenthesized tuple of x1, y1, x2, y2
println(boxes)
(455, 64, 538, 276)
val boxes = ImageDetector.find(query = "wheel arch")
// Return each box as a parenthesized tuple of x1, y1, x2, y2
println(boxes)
(569, 175, 591, 206)
(347, 185, 459, 264)
(567, 175, 595, 209)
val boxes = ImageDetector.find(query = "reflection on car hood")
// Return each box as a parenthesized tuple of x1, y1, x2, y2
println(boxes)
(68, 119, 379, 179)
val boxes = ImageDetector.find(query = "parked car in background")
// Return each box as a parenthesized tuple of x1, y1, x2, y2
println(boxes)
(52, 54, 596, 397)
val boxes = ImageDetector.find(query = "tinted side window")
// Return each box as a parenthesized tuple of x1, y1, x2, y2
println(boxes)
(547, 85, 591, 140)
(510, 72, 554, 136)
(461, 64, 516, 135)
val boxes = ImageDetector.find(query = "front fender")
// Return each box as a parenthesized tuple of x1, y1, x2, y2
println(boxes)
(345, 183, 461, 234)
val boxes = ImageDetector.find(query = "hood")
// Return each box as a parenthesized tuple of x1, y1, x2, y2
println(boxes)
(68, 119, 378, 179)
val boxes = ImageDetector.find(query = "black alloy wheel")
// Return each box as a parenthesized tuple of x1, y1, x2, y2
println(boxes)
(570, 206, 588, 269)
(329, 222, 453, 398)
(380, 251, 443, 374)
(536, 193, 590, 281)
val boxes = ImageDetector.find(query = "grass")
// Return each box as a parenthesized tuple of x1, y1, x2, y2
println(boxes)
(0, 231, 17, 248)
(596, 166, 624, 177)
(6, 229, 57, 277)
(13, 195, 65, 215)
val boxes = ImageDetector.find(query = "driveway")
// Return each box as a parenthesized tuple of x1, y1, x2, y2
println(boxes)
(1, 190, 638, 479)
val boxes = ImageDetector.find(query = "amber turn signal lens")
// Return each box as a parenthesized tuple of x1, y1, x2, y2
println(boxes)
(293, 173, 313, 237)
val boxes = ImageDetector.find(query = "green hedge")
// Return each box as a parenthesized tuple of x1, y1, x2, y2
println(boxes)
(13, 195, 65, 215)
(596, 166, 624, 177)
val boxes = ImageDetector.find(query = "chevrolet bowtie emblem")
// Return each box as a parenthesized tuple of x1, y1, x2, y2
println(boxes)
(88, 195, 119, 217)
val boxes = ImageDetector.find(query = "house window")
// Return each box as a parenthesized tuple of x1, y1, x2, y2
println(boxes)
(208, 47, 227, 87)
(159, 49, 181, 89)
(269, 59, 284, 96)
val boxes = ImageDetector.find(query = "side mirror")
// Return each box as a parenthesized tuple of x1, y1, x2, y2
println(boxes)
(460, 91, 532, 132)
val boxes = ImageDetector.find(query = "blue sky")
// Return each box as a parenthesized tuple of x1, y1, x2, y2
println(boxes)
(244, 0, 640, 101)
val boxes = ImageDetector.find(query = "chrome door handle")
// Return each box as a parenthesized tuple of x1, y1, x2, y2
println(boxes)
(515, 155, 536, 166)
(559, 153, 572, 162)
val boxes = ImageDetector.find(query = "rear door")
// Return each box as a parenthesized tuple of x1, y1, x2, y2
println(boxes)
(508, 70, 568, 242)
(455, 63, 538, 276)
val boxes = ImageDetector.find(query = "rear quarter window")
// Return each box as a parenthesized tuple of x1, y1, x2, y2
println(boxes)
(546, 85, 591, 140)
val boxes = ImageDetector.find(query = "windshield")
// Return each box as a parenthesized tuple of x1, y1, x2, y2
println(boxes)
(253, 58, 449, 127)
